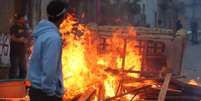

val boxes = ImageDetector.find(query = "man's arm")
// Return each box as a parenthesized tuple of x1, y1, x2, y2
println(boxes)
(41, 36, 62, 96)
(10, 26, 26, 43)
(10, 35, 26, 43)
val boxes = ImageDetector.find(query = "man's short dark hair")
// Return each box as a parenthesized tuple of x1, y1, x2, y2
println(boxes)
(47, 0, 69, 23)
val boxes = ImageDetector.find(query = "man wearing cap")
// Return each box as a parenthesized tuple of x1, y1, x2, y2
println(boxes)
(27, 1, 68, 101)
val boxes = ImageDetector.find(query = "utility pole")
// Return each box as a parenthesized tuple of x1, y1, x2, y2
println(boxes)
(96, 0, 101, 24)
(192, 0, 196, 20)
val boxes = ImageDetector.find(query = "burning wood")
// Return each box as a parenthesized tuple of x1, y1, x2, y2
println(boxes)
(58, 14, 201, 101)
(105, 85, 151, 101)
(77, 88, 96, 101)
(60, 14, 142, 100)
(188, 79, 200, 86)
(157, 73, 172, 101)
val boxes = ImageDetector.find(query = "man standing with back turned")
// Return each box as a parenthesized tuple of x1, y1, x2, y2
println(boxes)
(27, 1, 69, 101)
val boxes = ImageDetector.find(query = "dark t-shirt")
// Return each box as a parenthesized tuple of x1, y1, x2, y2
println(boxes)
(10, 24, 27, 57)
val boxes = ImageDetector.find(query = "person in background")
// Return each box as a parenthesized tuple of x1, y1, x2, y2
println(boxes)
(9, 14, 29, 79)
(27, 1, 69, 101)
(191, 21, 199, 45)
(176, 19, 183, 31)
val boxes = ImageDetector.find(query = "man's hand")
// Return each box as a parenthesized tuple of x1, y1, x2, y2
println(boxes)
(19, 37, 25, 41)
(20, 37, 28, 44)
(11, 35, 27, 44)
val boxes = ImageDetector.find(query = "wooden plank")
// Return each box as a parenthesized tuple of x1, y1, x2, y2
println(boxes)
(121, 39, 127, 70)
(98, 84, 105, 101)
(105, 85, 151, 101)
(151, 87, 182, 93)
(77, 88, 96, 101)
(98, 32, 174, 40)
(157, 73, 172, 101)
(90, 26, 174, 35)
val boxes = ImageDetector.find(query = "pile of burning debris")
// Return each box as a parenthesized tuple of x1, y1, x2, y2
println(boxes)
(0, 14, 200, 101)
(59, 15, 201, 101)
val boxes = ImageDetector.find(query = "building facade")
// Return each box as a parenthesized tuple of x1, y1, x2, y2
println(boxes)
(179, 0, 201, 30)
(139, 0, 158, 27)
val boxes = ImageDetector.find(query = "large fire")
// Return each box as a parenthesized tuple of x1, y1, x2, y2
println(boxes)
(59, 14, 142, 100)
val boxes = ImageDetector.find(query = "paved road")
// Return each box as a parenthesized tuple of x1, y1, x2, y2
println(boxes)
(182, 41, 201, 84)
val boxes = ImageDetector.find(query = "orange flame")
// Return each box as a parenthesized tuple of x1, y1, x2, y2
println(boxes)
(188, 79, 199, 86)
(60, 14, 142, 100)
(104, 74, 118, 97)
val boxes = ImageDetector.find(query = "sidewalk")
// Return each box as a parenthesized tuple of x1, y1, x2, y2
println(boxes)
(182, 41, 201, 83)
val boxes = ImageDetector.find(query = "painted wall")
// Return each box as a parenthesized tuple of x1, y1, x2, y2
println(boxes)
(0, 34, 10, 66)
(0, 0, 15, 32)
